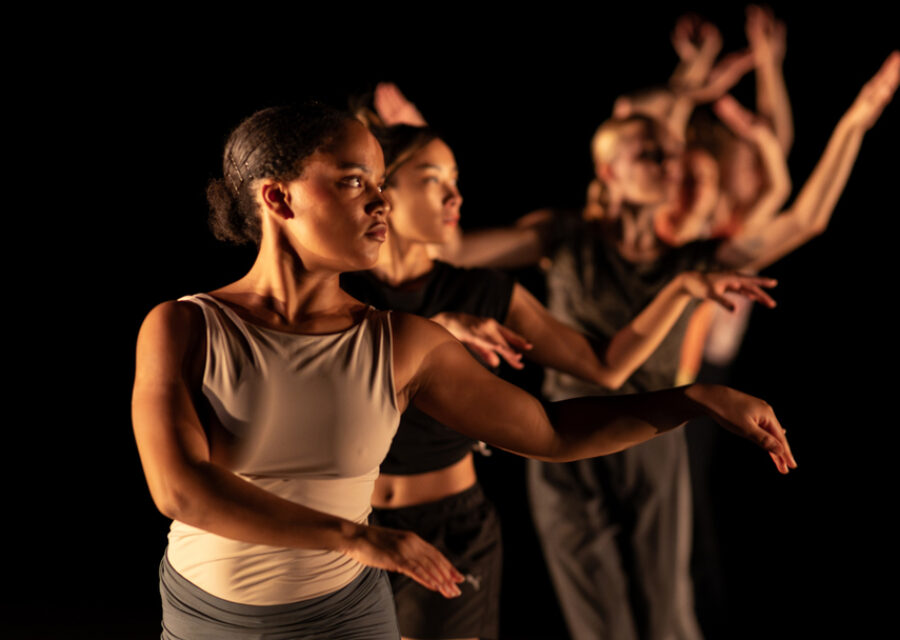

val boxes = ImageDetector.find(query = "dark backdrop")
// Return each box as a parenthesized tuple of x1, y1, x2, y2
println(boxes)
(16, 3, 898, 638)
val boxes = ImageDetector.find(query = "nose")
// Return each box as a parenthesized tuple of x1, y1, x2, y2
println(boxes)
(443, 182, 463, 209)
(365, 185, 389, 217)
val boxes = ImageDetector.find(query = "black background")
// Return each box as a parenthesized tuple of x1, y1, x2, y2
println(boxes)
(15, 3, 899, 638)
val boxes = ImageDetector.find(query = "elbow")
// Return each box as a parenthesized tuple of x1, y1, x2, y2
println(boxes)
(149, 477, 207, 525)
(598, 374, 627, 392)
(773, 175, 792, 205)
(592, 368, 628, 392)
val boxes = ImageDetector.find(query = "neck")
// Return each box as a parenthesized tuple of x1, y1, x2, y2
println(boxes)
(369, 223, 435, 286)
(222, 230, 352, 326)
(606, 202, 664, 262)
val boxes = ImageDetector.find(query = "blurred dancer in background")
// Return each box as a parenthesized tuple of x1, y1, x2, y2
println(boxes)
(342, 113, 778, 640)
(437, 48, 899, 639)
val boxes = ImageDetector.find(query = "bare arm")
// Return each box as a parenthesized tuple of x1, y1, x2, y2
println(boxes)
(746, 5, 794, 153)
(439, 209, 554, 268)
(714, 95, 792, 236)
(717, 52, 900, 271)
(502, 274, 775, 390)
(132, 301, 464, 598)
(393, 313, 795, 472)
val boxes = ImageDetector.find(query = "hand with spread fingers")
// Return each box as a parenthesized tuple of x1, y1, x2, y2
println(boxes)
(430, 311, 533, 369)
(344, 525, 465, 598)
(678, 271, 777, 312)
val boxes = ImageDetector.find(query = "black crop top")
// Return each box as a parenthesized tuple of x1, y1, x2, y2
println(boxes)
(341, 261, 515, 474)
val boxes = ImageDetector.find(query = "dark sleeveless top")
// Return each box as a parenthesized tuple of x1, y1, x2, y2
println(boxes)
(542, 213, 720, 400)
(341, 261, 515, 474)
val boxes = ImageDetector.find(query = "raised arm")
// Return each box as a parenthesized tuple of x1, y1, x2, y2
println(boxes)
(746, 5, 793, 153)
(132, 301, 464, 598)
(392, 313, 795, 472)
(717, 51, 900, 271)
(714, 94, 792, 236)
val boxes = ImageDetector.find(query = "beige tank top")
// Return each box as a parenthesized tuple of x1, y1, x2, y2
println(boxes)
(166, 294, 400, 605)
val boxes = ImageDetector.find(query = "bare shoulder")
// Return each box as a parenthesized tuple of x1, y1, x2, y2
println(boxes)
(389, 311, 458, 362)
(135, 300, 206, 384)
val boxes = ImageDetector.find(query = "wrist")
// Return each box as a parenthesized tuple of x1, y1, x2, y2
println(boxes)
(335, 520, 368, 555)
(683, 382, 713, 413)
(674, 272, 698, 299)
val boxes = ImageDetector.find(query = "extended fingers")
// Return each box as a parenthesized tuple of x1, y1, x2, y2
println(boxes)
(497, 324, 533, 352)
(761, 412, 797, 470)
(736, 283, 777, 308)
(402, 539, 464, 598)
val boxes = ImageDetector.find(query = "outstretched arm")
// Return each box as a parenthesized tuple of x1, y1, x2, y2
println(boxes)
(502, 273, 775, 389)
(393, 313, 795, 472)
(717, 51, 900, 271)
(437, 208, 554, 268)
(132, 301, 464, 599)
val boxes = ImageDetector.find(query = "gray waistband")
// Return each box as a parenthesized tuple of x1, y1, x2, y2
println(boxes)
(159, 552, 399, 639)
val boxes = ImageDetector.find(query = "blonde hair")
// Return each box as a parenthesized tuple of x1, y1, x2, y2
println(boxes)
(585, 115, 657, 218)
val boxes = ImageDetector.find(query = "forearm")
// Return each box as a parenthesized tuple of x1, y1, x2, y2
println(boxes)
(541, 384, 710, 461)
(740, 128, 793, 235)
(181, 466, 358, 549)
(505, 280, 692, 390)
(453, 226, 545, 268)
(603, 275, 694, 380)
(756, 61, 794, 153)
(719, 116, 863, 270)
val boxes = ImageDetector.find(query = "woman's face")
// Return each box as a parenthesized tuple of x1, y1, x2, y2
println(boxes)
(384, 138, 462, 245)
(279, 121, 388, 272)
(602, 121, 681, 206)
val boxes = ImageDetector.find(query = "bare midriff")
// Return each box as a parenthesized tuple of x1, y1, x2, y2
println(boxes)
(371, 453, 477, 508)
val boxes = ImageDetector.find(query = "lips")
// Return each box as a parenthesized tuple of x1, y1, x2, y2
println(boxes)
(365, 223, 387, 241)
(443, 215, 460, 226)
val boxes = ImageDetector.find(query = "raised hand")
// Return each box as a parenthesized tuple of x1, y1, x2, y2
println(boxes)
(374, 82, 428, 127)
(844, 51, 900, 130)
(671, 14, 722, 65)
(679, 271, 777, 312)
(688, 383, 796, 474)
(746, 4, 787, 67)
(344, 524, 464, 598)
(430, 311, 533, 369)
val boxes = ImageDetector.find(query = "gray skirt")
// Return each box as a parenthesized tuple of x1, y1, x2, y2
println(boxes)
(159, 553, 399, 639)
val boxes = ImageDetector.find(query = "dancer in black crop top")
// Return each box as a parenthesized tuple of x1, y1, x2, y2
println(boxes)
(345, 115, 785, 640)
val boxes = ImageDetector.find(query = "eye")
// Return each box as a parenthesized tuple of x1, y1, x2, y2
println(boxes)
(342, 176, 364, 188)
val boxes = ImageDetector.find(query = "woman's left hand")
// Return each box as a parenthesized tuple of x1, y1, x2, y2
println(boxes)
(679, 271, 777, 311)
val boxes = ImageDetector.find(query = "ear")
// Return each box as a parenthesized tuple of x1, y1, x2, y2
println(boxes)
(258, 180, 294, 221)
